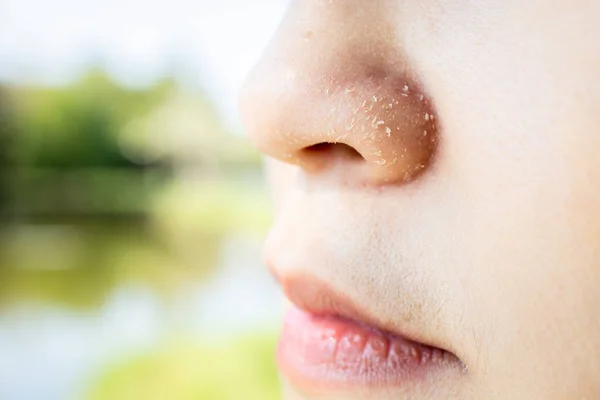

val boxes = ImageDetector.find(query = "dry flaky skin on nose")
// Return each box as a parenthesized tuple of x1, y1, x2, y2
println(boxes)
(315, 74, 438, 184)
(240, 0, 439, 186)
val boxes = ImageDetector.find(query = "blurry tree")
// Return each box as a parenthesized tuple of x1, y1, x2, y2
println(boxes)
(6, 69, 262, 221)
(0, 85, 15, 220)
(12, 69, 173, 169)
(6, 70, 175, 220)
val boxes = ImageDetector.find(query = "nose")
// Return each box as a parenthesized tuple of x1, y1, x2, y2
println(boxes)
(240, 0, 438, 186)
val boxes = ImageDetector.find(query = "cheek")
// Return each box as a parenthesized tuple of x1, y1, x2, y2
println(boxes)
(446, 73, 600, 400)
(405, 0, 600, 393)
(455, 163, 600, 395)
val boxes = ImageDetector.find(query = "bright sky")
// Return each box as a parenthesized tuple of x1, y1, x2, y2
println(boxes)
(0, 0, 289, 127)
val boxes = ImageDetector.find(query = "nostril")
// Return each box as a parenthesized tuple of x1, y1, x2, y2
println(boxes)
(302, 143, 364, 162)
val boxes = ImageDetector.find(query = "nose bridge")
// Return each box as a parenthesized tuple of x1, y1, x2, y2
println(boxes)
(240, 0, 438, 185)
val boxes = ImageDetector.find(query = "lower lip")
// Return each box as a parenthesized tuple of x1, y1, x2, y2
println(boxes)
(277, 307, 456, 391)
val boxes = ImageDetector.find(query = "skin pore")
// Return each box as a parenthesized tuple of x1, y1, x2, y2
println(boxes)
(239, 0, 600, 398)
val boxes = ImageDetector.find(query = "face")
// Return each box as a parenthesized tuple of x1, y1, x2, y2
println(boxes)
(239, 0, 600, 398)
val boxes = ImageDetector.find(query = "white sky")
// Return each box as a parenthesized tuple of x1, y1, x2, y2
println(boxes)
(0, 0, 289, 127)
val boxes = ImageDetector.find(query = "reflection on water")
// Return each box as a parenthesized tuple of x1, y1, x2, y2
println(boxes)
(0, 219, 281, 400)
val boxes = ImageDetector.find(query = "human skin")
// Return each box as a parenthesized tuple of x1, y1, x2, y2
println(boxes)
(239, 0, 600, 398)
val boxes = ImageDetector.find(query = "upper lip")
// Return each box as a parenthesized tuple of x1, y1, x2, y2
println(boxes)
(271, 269, 450, 351)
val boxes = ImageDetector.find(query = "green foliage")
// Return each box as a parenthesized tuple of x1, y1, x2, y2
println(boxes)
(10, 70, 174, 168)
(0, 86, 14, 214)
(86, 335, 280, 400)
(0, 86, 14, 164)
(0, 70, 263, 220)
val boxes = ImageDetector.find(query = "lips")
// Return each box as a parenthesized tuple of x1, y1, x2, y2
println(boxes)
(273, 272, 462, 391)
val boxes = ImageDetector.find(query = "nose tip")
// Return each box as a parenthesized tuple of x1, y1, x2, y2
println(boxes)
(312, 79, 438, 184)
(241, 69, 438, 185)
(239, 2, 438, 186)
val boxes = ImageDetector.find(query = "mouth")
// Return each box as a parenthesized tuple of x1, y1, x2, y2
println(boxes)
(274, 273, 463, 391)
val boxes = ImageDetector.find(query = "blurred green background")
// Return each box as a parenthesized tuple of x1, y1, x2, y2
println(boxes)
(0, 1, 288, 399)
